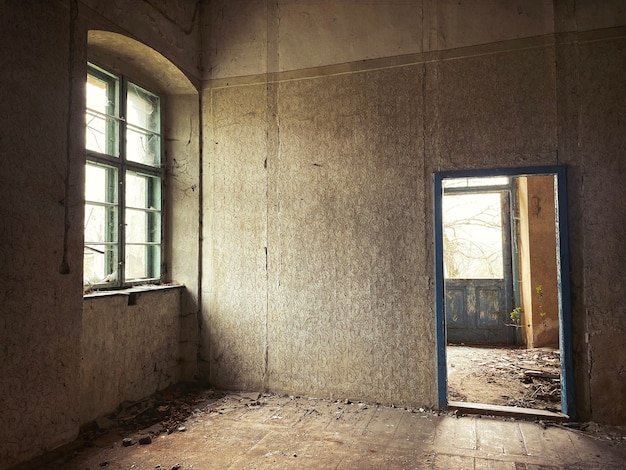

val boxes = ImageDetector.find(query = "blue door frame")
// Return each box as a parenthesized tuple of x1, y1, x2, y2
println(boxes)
(434, 165, 575, 419)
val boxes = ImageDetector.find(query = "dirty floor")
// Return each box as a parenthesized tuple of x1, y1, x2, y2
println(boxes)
(35, 386, 626, 470)
(447, 345, 562, 411)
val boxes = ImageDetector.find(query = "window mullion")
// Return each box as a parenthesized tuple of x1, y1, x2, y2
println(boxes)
(118, 76, 128, 287)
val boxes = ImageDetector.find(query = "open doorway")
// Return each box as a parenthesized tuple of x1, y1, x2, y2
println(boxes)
(434, 166, 574, 419)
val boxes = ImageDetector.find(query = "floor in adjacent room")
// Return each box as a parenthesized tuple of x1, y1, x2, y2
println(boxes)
(37, 386, 625, 470)
(447, 345, 562, 411)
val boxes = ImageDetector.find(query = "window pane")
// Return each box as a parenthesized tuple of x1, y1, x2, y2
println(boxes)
(125, 209, 161, 244)
(126, 172, 161, 210)
(126, 244, 160, 280)
(84, 161, 118, 286)
(84, 244, 118, 286)
(126, 126, 160, 166)
(443, 176, 509, 189)
(85, 204, 118, 243)
(443, 192, 504, 279)
(127, 83, 160, 132)
(125, 169, 161, 281)
(85, 163, 118, 203)
(86, 68, 119, 156)
(84, 201, 118, 285)
(125, 208, 161, 243)
(126, 82, 160, 166)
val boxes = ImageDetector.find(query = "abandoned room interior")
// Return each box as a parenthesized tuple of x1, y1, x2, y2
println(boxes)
(1, 0, 625, 468)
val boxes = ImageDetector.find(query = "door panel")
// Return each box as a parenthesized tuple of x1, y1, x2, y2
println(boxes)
(446, 279, 515, 344)
(477, 287, 503, 328)
(446, 288, 467, 328)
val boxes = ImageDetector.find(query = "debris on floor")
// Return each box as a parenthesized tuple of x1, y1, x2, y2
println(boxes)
(447, 345, 562, 411)
(80, 382, 227, 444)
(39, 384, 626, 470)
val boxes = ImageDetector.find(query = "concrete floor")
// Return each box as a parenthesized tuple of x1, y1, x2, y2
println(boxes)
(44, 392, 626, 469)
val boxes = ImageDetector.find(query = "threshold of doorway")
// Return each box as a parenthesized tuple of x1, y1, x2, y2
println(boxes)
(447, 400, 568, 422)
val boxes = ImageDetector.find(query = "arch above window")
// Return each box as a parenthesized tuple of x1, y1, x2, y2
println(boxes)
(88, 30, 198, 96)
(84, 30, 200, 292)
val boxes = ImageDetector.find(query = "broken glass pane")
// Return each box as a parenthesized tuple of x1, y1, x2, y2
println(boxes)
(125, 244, 160, 280)
(86, 68, 119, 157)
(126, 82, 160, 166)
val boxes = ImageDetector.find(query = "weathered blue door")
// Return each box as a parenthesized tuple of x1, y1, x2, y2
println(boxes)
(442, 183, 516, 345)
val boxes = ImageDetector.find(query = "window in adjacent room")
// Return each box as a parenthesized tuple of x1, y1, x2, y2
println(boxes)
(84, 63, 162, 288)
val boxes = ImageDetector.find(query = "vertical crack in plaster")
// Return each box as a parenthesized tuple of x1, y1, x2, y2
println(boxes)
(263, 0, 281, 390)
(59, 0, 78, 275)
(570, 1, 589, 416)
(197, 29, 205, 378)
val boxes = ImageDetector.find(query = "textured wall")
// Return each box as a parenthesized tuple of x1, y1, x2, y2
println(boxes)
(0, 1, 83, 467)
(575, 36, 626, 424)
(267, 68, 431, 403)
(206, 0, 556, 80)
(203, 0, 626, 424)
(0, 1, 201, 467)
(80, 289, 182, 423)
(425, 46, 558, 171)
(205, 66, 434, 404)
(166, 94, 201, 381)
(202, 84, 269, 389)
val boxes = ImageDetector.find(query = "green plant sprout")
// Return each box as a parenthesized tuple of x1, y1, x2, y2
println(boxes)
(508, 284, 549, 329)
(510, 306, 522, 325)
(536, 284, 547, 324)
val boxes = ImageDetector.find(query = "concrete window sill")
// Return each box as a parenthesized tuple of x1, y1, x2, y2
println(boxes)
(84, 284, 183, 302)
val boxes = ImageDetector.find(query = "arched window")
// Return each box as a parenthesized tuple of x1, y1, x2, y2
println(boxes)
(84, 31, 199, 290)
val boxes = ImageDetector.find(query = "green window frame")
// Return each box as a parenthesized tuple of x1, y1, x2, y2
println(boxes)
(84, 63, 163, 289)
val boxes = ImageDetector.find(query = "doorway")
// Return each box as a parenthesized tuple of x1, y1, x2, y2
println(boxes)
(442, 177, 515, 345)
(434, 166, 574, 419)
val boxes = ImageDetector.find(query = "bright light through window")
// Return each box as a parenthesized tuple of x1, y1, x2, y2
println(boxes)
(84, 63, 162, 290)
(442, 177, 509, 280)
